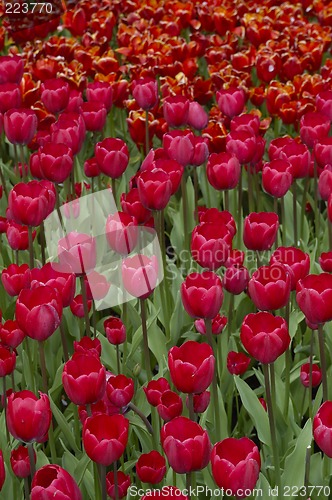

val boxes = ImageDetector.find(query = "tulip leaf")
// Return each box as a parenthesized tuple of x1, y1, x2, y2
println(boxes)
(282, 418, 312, 489)
(49, 396, 80, 453)
(289, 309, 305, 339)
(235, 376, 271, 447)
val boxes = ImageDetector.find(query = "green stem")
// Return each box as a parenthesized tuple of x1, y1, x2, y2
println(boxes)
(280, 196, 286, 246)
(59, 320, 69, 362)
(28, 226, 34, 269)
(205, 319, 221, 442)
(313, 161, 320, 252)
(100, 464, 107, 500)
(301, 176, 310, 237)
(116, 345, 121, 374)
(274, 197, 278, 249)
(247, 167, 255, 213)
(224, 189, 229, 212)
(145, 110, 149, 155)
(140, 298, 152, 382)
(308, 333, 314, 420)
(193, 167, 199, 225)
(20, 144, 27, 182)
(181, 173, 190, 255)
(329, 220, 332, 250)
(186, 471, 192, 500)
(38, 341, 48, 393)
(188, 393, 195, 421)
(292, 182, 298, 246)
(318, 324, 328, 401)
(237, 171, 242, 247)
(304, 445, 311, 495)
(80, 274, 91, 337)
(28, 442, 36, 479)
(0, 167, 8, 199)
(263, 363, 281, 497)
(24, 477, 30, 500)
(113, 462, 119, 500)
(2, 377, 9, 443)
(283, 301, 291, 418)
(128, 402, 154, 435)
(39, 222, 46, 265)
(112, 177, 117, 207)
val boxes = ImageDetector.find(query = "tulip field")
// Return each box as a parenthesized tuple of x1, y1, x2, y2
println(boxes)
(2, 0, 332, 499)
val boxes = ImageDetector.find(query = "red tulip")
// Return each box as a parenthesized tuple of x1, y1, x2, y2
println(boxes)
(0, 320, 25, 349)
(143, 377, 170, 406)
(80, 102, 107, 132)
(0, 55, 24, 84)
(70, 294, 92, 318)
(227, 351, 251, 375)
(31, 263, 75, 308)
(243, 212, 279, 251)
(7, 390, 52, 443)
(300, 363, 322, 388)
(40, 78, 70, 114)
(157, 390, 183, 422)
(314, 401, 332, 459)
(62, 353, 106, 406)
(30, 143, 73, 184)
(57, 231, 96, 275)
(216, 87, 246, 118)
(162, 130, 194, 167)
(223, 265, 249, 295)
(8, 181, 53, 227)
(0, 83, 21, 113)
(211, 437, 261, 499)
(181, 271, 223, 319)
(0, 345, 16, 377)
(318, 165, 332, 201)
(262, 159, 293, 198)
(200, 208, 236, 238)
(248, 264, 291, 311)
(191, 222, 232, 270)
(104, 317, 126, 345)
(168, 340, 214, 394)
(190, 135, 209, 166)
(86, 81, 113, 111)
(163, 95, 190, 127)
(95, 137, 129, 178)
(83, 414, 129, 466)
(122, 254, 158, 299)
(1, 263, 30, 297)
(241, 312, 290, 364)
(316, 90, 332, 120)
(319, 252, 332, 273)
(4, 108, 37, 145)
(195, 314, 227, 336)
(296, 273, 332, 324)
(270, 246, 310, 291)
(161, 416, 212, 473)
(73, 337, 101, 358)
(226, 130, 257, 165)
(51, 113, 85, 155)
(144, 158, 184, 195)
(329, 193, 332, 223)
(106, 471, 130, 499)
(136, 450, 166, 484)
(106, 212, 138, 255)
(120, 188, 151, 224)
(186, 391, 210, 413)
(314, 137, 332, 169)
(10, 445, 36, 479)
(207, 152, 241, 190)
(6, 222, 34, 251)
(230, 113, 260, 135)
(84, 157, 100, 178)
(31, 465, 82, 500)
(132, 78, 158, 110)
(16, 286, 62, 341)
(106, 374, 134, 408)
(187, 101, 209, 130)
(278, 140, 310, 179)
(300, 112, 330, 149)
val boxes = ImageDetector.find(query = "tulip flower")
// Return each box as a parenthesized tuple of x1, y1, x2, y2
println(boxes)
(191, 222, 232, 270)
(181, 271, 223, 319)
(319, 252, 332, 273)
(0, 346, 16, 377)
(262, 159, 293, 198)
(57, 231, 96, 276)
(314, 137, 332, 169)
(223, 265, 249, 295)
(106, 212, 138, 255)
(316, 90, 332, 120)
(1, 263, 31, 297)
(143, 377, 171, 406)
(16, 286, 62, 341)
(0, 320, 25, 349)
(120, 188, 152, 224)
(6, 222, 34, 251)
(62, 353, 106, 406)
(106, 374, 134, 408)
(137, 168, 173, 210)
(0, 55, 24, 84)
(163, 95, 190, 127)
(300, 363, 322, 388)
(30, 143, 73, 184)
(95, 137, 129, 178)
(187, 101, 209, 130)
(157, 390, 183, 422)
(0, 451, 4, 492)
(162, 130, 195, 167)
(300, 112, 330, 149)
(40, 78, 70, 114)
(248, 264, 291, 311)
(168, 340, 215, 394)
(31, 465, 82, 499)
(227, 351, 251, 375)
(106, 471, 130, 499)
(122, 254, 158, 299)
(240, 312, 290, 364)
(7, 390, 52, 443)
(318, 165, 332, 201)
(195, 314, 228, 336)
(31, 263, 76, 308)
(8, 181, 53, 227)
(216, 87, 246, 118)
(161, 416, 212, 474)
(136, 451, 166, 484)
(296, 273, 332, 325)
(243, 212, 279, 251)
(186, 391, 211, 414)
(86, 81, 113, 111)
(82, 413, 129, 466)
(73, 337, 101, 358)
(0, 83, 21, 113)
(313, 401, 332, 458)
(4, 108, 37, 145)
(270, 246, 310, 291)
(226, 130, 257, 164)
(104, 317, 126, 345)
(10, 445, 36, 479)
(200, 208, 237, 238)
(50, 113, 86, 155)
(211, 437, 261, 499)
(132, 77, 158, 110)
(207, 152, 241, 190)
